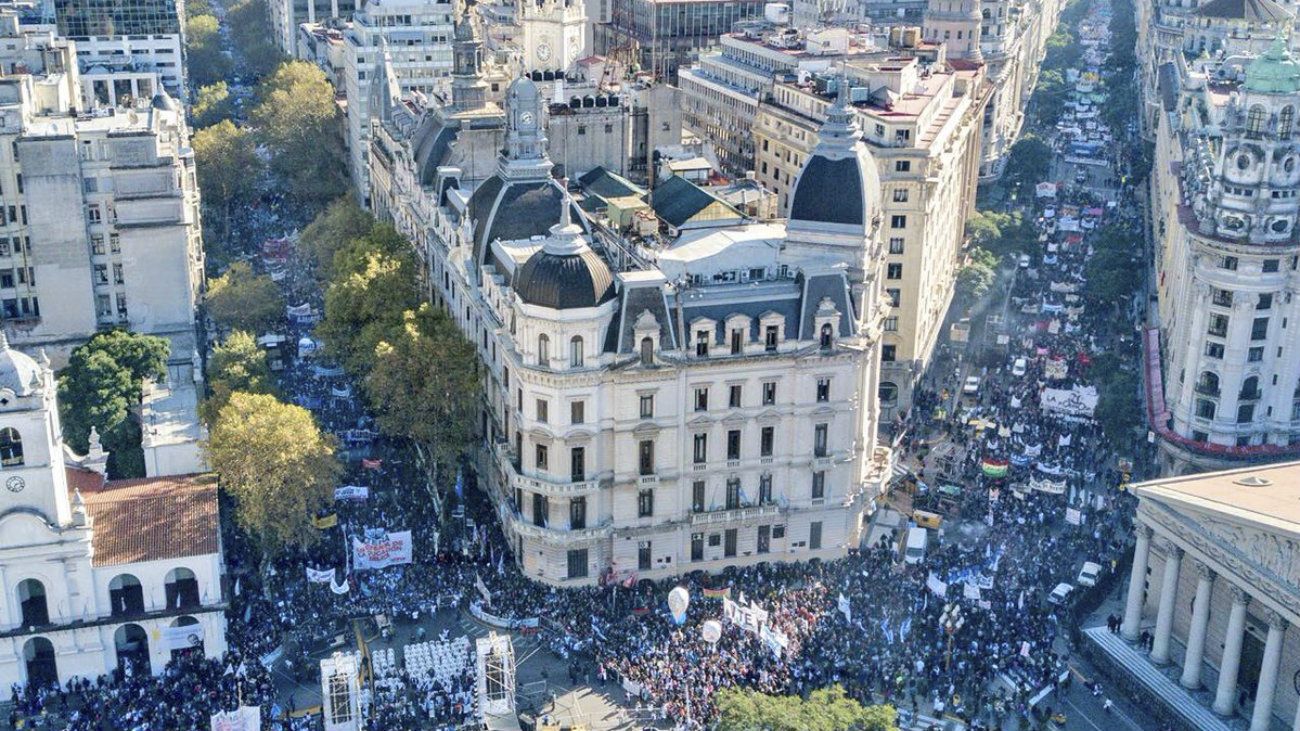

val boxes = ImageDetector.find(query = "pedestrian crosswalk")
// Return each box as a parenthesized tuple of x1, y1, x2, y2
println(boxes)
(1083, 626, 1237, 731)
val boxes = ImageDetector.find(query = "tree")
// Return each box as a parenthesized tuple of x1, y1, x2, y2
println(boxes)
(300, 197, 374, 281)
(251, 61, 346, 207)
(716, 686, 897, 731)
(227, 0, 283, 78)
(58, 331, 169, 479)
(185, 14, 231, 87)
(202, 330, 276, 424)
(1002, 135, 1054, 198)
(1084, 248, 1137, 304)
(194, 120, 263, 248)
(956, 260, 997, 308)
(207, 261, 286, 333)
(318, 249, 419, 373)
(192, 82, 233, 129)
(206, 393, 341, 570)
(365, 305, 480, 504)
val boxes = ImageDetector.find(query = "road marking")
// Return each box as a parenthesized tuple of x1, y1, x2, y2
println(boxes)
(1061, 694, 1104, 731)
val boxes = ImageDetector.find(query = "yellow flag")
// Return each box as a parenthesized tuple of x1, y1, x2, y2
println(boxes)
(314, 514, 338, 529)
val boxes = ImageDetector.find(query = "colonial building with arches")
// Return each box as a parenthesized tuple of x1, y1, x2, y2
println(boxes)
(0, 335, 225, 689)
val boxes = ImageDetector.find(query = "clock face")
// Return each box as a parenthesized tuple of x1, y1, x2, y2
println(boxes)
(520, 111, 535, 127)
(6, 476, 24, 493)
(568, 35, 581, 62)
(536, 42, 552, 62)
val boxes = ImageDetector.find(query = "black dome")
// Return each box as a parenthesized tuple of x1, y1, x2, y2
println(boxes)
(514, 248, 614, 309)
(468, 177, 587, 267)
(789, 156, 864, 226)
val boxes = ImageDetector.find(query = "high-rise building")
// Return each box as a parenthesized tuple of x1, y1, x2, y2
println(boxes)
(43, 0, 188, 100)
(270, 0, 358, 55)
(373, 70, 893, 585)
(593, 0, 767, 80)
(1148, 36, 1300, 473)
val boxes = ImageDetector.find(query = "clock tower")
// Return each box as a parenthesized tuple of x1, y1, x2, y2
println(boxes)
(0, 333, 76, 528)
(518, 0, 588, 72)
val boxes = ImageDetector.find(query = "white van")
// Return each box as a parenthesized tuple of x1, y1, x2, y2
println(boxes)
(903, 527, 928, 565)
(1077, 561, 1103, 587)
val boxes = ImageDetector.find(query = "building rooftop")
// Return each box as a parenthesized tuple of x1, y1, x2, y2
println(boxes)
(1133, 461, 1300, 537)
(1192, 0, 1292, 22)
(77, 472, 220, 566)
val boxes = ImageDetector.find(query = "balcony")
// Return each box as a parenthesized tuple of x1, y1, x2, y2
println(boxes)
(690, 504, 782, 526)
(1194, 384, 1220, 397)
(503, 459, 602, 497)
(508, 512, 613, 543)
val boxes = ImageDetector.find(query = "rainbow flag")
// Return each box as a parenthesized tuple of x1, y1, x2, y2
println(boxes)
(981, 458, 1009, 478)
(702, 587, 731, 599)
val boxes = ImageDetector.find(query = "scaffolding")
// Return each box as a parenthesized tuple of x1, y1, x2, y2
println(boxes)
(476, 632, 518, 727)
(320, 652, 361, 731)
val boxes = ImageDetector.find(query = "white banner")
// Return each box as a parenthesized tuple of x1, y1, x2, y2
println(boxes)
(335, 485, 370, 500)
(330, 575, 350, 594)
(963, 583, 982, 600)
(1064, 508, 1082, 526)
(159, 623, 205, 651)
(837, 593, 851, 623)
(475, 573, 492, 607)
(306, 567, 334, 584)
(926, 573, 948, 598)
(352, 530, 413, 570)
(211, 707, 261, 731)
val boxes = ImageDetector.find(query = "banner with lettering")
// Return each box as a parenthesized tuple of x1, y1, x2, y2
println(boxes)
(352, 530, 413, 570)
(305, 567, 334, 584)
(334, 485, 369, 500)
(210, 707, 261, 731)
(158, 623, 206, 651)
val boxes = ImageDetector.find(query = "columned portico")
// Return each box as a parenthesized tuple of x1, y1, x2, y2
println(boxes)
(1150, 538, 1182, 665)
(1250, 611, 1287, 731)
(1214, 587, 1250, 716)
(1179, 560, 1214, 689)
(1122, 523, 1153, 641)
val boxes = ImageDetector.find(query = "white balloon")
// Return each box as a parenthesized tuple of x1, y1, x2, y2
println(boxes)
(667, 586, 690, 616)
(701, 620, 722, 644)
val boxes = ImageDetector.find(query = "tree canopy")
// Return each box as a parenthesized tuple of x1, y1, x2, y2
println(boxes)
(1002, 135, 1054, 199)
(185, 13, 230, 87)
(207, 261, 286, 334)
(205, 392, 340, 566)
(251, 61, 346, 208)
(716, 686, 897, 731)
(202, 330, 276, 424)
(227, 0, 284, 79)
(193, 120, 263, 250)
(58, 331, 169, 478)
(300, 196, 375, 281)
(192, 82, 233, 129)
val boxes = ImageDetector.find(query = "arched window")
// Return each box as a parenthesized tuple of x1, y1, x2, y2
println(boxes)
(1197, 371, 1220, 395)
(1241, 375, 1260, 399)
(22, 637, 56, 688)
(109, 574, 145, 616)
(113, 623, 149, 673)
(0, 427, 23, 467)
(17, 579, 48, 626)
(1280, 105, 1295, 140)
(640, 337, 654, 367)
(570, 336, 584, 368)
(819, 323, 834, 350)
(537, 334, 550, 367)
(1247, 105, 1266, 139)
(168, 615, 204, 658)
(164, 567, 199, 610)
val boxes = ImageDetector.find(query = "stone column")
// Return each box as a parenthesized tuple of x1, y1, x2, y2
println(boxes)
(1181, 561, 1216, 689)
(1151, 539, 1184, 664)
(1122, 523, 1153, 641)
(1250, 611, 1287, 731)
(1214, 587, 1251, 716)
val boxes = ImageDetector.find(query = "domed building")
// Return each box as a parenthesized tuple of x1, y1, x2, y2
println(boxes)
(0, 334, 226, 689)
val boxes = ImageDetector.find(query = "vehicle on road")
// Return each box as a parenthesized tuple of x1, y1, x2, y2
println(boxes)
(1048, 582, 1074, 605)
(1012, 357, 1027, 377)
(962, 375, 981, 395)
(1077, 561, 1103, 587)
(903, 527, 927, 565)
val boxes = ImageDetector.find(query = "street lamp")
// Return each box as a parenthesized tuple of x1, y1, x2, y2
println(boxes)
(940, 603, 965, 672)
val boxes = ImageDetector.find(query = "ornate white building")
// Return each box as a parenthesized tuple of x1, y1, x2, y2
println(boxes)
(1149, 38, 1300, 472)
(0, 337, 226, 689)
(373, 68, 893, 585)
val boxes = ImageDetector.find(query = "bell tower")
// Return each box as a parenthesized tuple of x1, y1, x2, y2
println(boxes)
(0, 336, 74, 528)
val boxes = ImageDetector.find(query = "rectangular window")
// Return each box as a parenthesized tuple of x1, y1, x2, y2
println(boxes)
(730, 329, 743, 354)
(1205, 342, 1225, 359)
(887, 263, 903, 280)
(692, 481, 705, 512)
(1212, 288, 1233, 307)
(1264, 259, 1280, 273)
(724, 529, 737, 557)
(895, 160, 911, 172)
(890, 215, 906, 229)
(638, 541, 652, 571)
(535, 444, 548, 471)
(1258, 293, 1274, 310)
(892, 188, 908, 203)
(694, 387, 708, 412)
(812, 471, 825, 500)
(90, 234, 105, 255)
(691, 533, 704, 562)
(1248, 346, 1264, 362)
(816, 378, 830, 403)
(888, 238, 905, 255)
(94, 264, 108, 284)
(1207, 314, 1229, 337)
(814, 424, 828, 457)
(638, 440, 655, 475)
(886, 288, 901, 307)
(882, 345, 896, 362)
(536, 398, 549, 423)
(762, 382, 776, 405)
(1221, 256, 1239, 270)
(729, 384, 742, 408)
(533, 493, 548, 527)
(639, 394, 654, 418)
(757, 525, 771, 554)
(695, 329, 710, 357)
(570, 447, 585, 481)
(693, 433, 708, 464)
(1252, 317, 1269, 340)
(567, 549, 588, 579)
(759, 473, 772, 504)
(809, 521, 823, 550)
(726, 478, 740, 510)
(727, 429, 741, 460)
(884, 317, 899, 332)
(764, 325, 779, 351)
(570, 400, 585, 424)
(570, 496, 587, 530)
(638, 488, 654, 518)
(760, 426, 774, 456)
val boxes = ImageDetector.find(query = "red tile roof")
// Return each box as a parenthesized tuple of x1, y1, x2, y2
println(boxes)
(78, 473, 220, 567)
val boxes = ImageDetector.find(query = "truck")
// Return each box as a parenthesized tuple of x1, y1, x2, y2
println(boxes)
(903, 527, 928, 565)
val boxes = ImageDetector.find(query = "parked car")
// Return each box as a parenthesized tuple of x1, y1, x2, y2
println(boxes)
(1048, 582, 1075, 605)
(1012, 357, 1028, 377)
(962, 376, 981, 395)
(1077, 561, 1103, 587)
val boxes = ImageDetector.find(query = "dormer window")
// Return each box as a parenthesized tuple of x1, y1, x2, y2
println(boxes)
(695, 329, 710, 357)
(820, 323, 834, 350)
(764, 325, 779, 352)
(640, 336, 654, 366)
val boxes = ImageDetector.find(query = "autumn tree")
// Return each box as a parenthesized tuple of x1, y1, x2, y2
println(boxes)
(365, 304, 480, 505)
(202, 330, 276, 424)
(205, 393, 341, 570)
(185, 14, 230, 87)
(192, 82, 233, 129)
(207, 261, 285, 334)
(193, 120, 263, 247)
(251, 61, 346, 207)
(300, 196, 374, 281)
(58, 331, 170, 479)
(227, 0, 283, 78)
(716, 686, 897, 731)
(317, 248, 418, 373)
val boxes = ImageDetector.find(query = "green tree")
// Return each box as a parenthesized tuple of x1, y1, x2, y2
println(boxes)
(251, 61, 346, 207)
(192, 82, 233, 129)
(300, 196, 374, 281)
(185, 14, 231, 87)
(205, 393, 341, 571)
(1003, 135, 1054, 198)
(58, 331, 170, 478)
(227, 0, 284, 78)
(1084, 248, 1137, 304)
(194, 120, 263, 247)
(202, 330, 276, 424)
(207, 261, 286, 333)
(318, 249, 419, 373)
(716, 686, 897, 731)
(365, 305, 480, 506)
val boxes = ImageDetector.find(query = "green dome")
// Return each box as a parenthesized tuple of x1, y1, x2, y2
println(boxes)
(1245, 36, 1300, 94)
